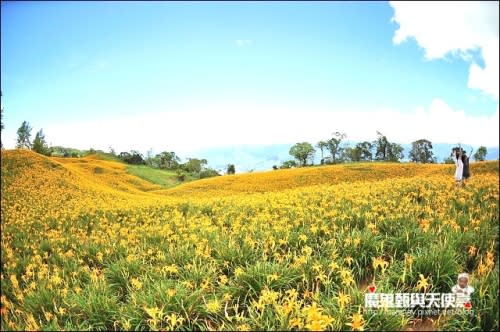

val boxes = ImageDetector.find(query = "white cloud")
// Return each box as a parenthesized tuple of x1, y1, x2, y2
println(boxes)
(467, 37, 499, 99)
(390, 1, 499, 100)
(235, 39, 253, 47)
(2, 99, 497, 157)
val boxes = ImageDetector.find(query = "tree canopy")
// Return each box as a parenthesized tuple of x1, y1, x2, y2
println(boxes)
(326, 132, 346, 164)
(227, 164, 236, 175)
(373, 131, 404, 162)
(409, 139, 436, 163)
(289, 142, 316, 167)
(473, 146, 487, 161)
(16, 121, 32, 149)
(32, 129, 49, 155)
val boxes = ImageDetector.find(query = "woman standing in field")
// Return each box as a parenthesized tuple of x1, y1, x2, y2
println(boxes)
(451, 146, 464, 186)
(461, 148, 473, 186)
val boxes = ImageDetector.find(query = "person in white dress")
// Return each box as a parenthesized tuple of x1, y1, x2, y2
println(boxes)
(451, 273, 474, 308)
(451, 147, 464, 186)
(451, 273, 474, 295)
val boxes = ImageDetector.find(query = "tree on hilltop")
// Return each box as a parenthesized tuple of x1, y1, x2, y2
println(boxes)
(316, 141, 328, 164)
(32, 129, 49, 155)
(16, 121, 32, 149)
(409, 139, 436, 163)
(289, 142, 316, 167)
(473, 146, 487, 161)
(373, 131, 404, 162)
(227, 164, 236, 175)
(326, 132, 346, 164)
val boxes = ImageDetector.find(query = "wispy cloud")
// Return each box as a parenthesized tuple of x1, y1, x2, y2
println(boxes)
(390, 1, 499, 100)
(2, 98, 495, 155)
(235, 39, 253, 47)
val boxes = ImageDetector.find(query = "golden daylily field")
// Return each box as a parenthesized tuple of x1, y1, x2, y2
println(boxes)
(1, 150, 498, 331)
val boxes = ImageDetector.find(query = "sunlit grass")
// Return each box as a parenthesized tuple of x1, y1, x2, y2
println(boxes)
(127, 164, 196, 189)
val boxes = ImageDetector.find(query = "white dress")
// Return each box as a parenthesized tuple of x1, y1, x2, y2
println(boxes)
(451, 284, 474, 295)
(451, 284, 474, 306)
(452, 155, 463, 181)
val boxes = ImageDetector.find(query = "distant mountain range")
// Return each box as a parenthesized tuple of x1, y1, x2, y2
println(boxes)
(194, 143, 499, 173)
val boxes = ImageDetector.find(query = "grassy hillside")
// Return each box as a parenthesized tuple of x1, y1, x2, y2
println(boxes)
(1, 149, 498, 331)
(51, 154, 164, 194)
(162, 160, 498, 197)
(1, 150, 167, 224)
(51, 153, 198, 191)
(126, 165, 197, 189)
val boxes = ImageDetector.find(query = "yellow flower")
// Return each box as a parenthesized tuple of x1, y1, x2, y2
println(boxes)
(223, 293, 232, 302)
(130, 277, 143, 290)
(218, 274, 228, 285)
(346, 313, 364, 331)
(329, 261, 339, 271)
(468, 245, 477, 256)
(289, 317, 303, 329)
(404, 253, 414, 267)
(419, 219, 430, 232)
(303, 303, 334, 331)
(201, 278, 211, 291)
(122, 319, 131, 330)
(312, 263, 323, 272)
(416, 274, 429, 292)
(56, 306, 66, 316)
(50, 274, 62, 286)
(182, 280, 194, 289)
(367, 222, 378, 233)
(42, 308, 54, 322)
(237, 323, 251, 331)
(372, 256, 389, 272)
(337, 292, 350, 310)
(166, 312, 184, 328)
(339, 268, 355, 287)
(267, 273, 279, 283)
(304, 302, 323, 322)
(302, 246, 313, 256)
(25, 313, 40, 331)
(234, 267, 244, 277)
(10, 275, 19, 289)
(163, 264, 179, 274)
(252, 299, 265, 312)
(167, 288, 176, 297)
(206, 298, 221, 313)
(477, 260, 489, 275)
(306, 319, 325, 331)
(144, 306, 163, 320)
(486, 250, 495, 267)
(260, 288, 279, 304)
(144, 306, 164, 327)
(344, 256, 354, 266)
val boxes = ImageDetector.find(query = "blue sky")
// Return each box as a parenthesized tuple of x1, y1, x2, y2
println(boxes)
(1, 1, 498, 169)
